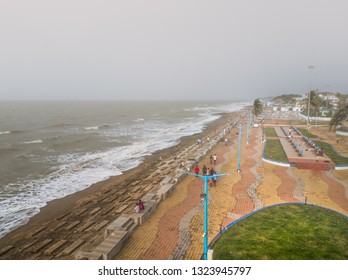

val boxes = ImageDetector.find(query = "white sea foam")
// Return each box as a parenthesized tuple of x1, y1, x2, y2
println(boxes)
(0, 155, 123, 239)
(83, 124, 113, 130)
(133, 118, 145, 122)
(20, 140, 44, 144)
(83, 126, 99, 130)
(0, 131, 11, 135)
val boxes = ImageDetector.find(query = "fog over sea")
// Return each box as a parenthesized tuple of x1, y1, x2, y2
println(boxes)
(0, 100, 248, 239)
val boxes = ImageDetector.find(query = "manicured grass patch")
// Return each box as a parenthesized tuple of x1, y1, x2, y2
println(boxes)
(212, 204, 348, 260)
(298, 128, 318, 138)
(263, 127, 278, 137)
(264, 139, 288, 162)
(313, 141, 348, 165)
(265, 120, 307, 125)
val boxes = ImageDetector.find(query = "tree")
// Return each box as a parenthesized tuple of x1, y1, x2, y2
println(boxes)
(329, 104, 348, 131)
(252, 99, 263, 116)
(307, 90, 324, 116)
(307, 90, 323, 115)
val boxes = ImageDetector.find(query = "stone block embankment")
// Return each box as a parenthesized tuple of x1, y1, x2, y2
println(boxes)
(74, 125, 232, 260)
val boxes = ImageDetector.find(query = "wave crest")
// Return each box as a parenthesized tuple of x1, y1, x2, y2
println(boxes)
(21, 140, 43, 144)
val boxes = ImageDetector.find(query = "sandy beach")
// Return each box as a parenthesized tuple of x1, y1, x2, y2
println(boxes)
(0, 108, 347, 260)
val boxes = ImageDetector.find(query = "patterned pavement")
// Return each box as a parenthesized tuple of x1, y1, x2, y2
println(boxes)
(116, 127, 348, 260)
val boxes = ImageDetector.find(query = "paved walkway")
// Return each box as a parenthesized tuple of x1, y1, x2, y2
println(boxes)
(116, 127, 348, 259)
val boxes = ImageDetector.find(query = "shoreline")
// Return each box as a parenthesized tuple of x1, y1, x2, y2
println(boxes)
(0, 110, 242, 258)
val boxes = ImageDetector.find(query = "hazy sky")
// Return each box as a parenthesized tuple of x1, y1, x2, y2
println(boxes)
(0, 0, 347, 101)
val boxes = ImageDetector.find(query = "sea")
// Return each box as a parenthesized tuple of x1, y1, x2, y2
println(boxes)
(0, 100, 249, 239)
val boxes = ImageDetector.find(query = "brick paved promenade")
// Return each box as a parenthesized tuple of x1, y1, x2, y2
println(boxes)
(116, 127, 348, 260)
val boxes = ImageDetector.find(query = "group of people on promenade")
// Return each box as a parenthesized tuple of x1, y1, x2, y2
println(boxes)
(194, 162, 218, 187)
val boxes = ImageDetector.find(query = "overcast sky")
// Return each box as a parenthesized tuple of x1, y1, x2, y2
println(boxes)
(0, 0, 347, 101)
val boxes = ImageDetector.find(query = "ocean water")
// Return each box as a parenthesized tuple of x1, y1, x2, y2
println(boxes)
(0, 100, 248, 239)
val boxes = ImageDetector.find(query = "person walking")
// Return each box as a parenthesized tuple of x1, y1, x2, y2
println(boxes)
(213, 154, 217, 165)
(212, 171, 217, 187)
(202, 164, 207, 175)
(209, 167, 214, 176)
(194, 164, 200, 175)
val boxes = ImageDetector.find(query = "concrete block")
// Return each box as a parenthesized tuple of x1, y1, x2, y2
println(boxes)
(78, 232, 129, 260)
(0, 245, 13, 256)
(93, 220, 109, 232)
(141, 192, 157, 201)
(31, 225, 48, 237)
(173, 172, 186, 184)
(44, 240, 67, 255)
(157, 183, 176, 201)
(115, 204, 128, 213)
(104, 214, 135, 239)
(160, 176, 172, 186)
(31, 239, 53, 254)
(64, 220, 80, 231)
(74, 250, 104, 260)
(76, 220, 95, 232)
(131, 200, 157, 225)
(89, 207, 102, 215)
(61, 239, 85, 255)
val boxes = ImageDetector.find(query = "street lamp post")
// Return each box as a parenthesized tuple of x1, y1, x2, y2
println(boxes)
(307, 65, 315, 126)
(246, 111, 252, 144)
(237, 124, 242, 172)
(307, 90, 311, 126)
(325, 85, 330, 108)
(246, 111, 253, 144)
(186, 172, 228, 260)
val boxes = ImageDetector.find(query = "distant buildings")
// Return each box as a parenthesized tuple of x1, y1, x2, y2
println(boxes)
(261, 92, 347, 121)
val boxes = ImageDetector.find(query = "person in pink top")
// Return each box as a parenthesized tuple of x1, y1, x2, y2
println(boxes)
(194, 164, 200, 175)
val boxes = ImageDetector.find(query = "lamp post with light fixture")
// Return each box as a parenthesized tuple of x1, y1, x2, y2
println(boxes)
(237, 124, 242, 172)
(307, 65, 315, 126)
(185, 172, 228, 260)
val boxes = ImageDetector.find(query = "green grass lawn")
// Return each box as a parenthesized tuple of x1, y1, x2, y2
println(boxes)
(298, 128, 319, 138)
(313, 141, 348, 165)
(271, 127, 348, 165)
(212, 204, 348, 260)
(263, 139, 288, 162)
(263, 127, 278, 137)
(297, 127, 348, 164)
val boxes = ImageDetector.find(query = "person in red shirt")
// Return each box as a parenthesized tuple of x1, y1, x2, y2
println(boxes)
(138, 200, 144, 211)
(194, 164, 200, 175)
